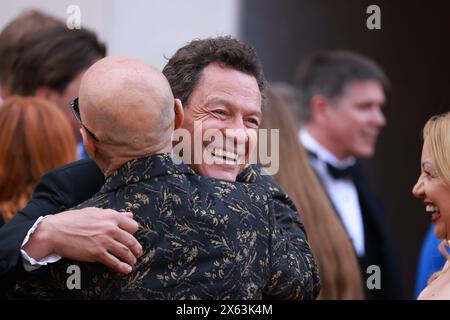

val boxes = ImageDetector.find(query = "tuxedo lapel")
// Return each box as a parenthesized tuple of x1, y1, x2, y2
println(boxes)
(351, 164, 388, 243)
(351, 163, 402, 299)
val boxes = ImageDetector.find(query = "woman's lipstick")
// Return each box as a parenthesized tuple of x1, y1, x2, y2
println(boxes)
(432, 213, 441, 223)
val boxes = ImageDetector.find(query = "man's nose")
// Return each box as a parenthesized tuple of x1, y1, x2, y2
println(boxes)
(373, 106, 386, 128)
(226, 118, 248, 145)
(412, 175, 424, 198)
(225, 128, 248, 148)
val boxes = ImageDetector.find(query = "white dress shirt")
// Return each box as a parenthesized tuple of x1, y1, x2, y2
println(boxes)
(21, 216, 61, 270)
(299, 129, 365, 257)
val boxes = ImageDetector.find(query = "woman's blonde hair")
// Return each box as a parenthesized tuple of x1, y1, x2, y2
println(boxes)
(423, 111, 450, 185)
(259, 87, 364, 299)
(0, 96, 76, 222)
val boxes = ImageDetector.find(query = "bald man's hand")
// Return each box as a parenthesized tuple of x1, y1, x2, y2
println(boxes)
(22, 208, 143, 274)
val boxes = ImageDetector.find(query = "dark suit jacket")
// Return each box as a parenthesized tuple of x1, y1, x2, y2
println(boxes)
(0, 157, 319, 299)
(350, 164, 402, 299)
(10, 154, 319, 299)
(0, 159, 105, 276)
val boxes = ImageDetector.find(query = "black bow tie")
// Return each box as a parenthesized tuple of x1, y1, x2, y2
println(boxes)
(306, 149, 354, 180)
(326, 163, 354, 180)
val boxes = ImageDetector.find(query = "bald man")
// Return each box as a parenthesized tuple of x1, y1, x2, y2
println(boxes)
(76, 56, 176, 176)
(10, 56, 315, 300)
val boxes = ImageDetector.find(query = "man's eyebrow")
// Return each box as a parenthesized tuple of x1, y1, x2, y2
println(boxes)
(250, 110, 263, 119)
(206, 97, 229, 106)
(207, 97, 262, 118)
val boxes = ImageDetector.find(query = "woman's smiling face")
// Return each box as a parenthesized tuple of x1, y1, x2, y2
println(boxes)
(413, 139, 450, 240)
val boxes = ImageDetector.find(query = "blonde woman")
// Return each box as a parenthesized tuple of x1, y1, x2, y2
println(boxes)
(413, 112, 450, 299)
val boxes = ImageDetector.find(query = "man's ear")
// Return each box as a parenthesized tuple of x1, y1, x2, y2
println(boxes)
(174, 98, 184, 130)
(80, 127, 96, 159)
(35, 86, 56, 99)
(310, 95, 331, 125)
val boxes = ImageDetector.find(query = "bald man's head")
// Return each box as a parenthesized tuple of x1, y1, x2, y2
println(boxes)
(78, 56, 175, 154)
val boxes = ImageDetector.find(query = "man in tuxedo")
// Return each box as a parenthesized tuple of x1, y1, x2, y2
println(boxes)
(0, 37, 319, 299)
(296, 50, 401, 299)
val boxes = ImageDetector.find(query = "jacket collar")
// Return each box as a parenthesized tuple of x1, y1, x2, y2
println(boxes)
(237, 164, 262, 183)
(100, 153, 195, 193)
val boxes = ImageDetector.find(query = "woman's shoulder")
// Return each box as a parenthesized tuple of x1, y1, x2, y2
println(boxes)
(418, 261, 450, 300)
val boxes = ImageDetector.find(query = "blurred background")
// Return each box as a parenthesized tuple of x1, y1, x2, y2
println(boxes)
(0, 0, 241, 70)
(1, 0, 450, 299)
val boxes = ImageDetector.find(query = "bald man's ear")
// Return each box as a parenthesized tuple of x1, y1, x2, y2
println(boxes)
(174, 99, 184, 130)
(80, 127, 96, 160)
(310, 95, 331, 125)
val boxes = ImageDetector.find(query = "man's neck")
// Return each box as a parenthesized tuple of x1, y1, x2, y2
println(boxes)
(99, 144, 173, 177)
(305, 124, 350, 162)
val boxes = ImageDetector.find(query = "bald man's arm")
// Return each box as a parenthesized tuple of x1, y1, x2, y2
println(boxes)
(22, 208, 142, 274)
(0, 159, 142, 277)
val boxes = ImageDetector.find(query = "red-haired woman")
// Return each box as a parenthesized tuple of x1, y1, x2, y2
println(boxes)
(0, 96, 76, 225)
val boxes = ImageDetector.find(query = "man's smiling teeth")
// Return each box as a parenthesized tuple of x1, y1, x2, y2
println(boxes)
(426, 205, 440, 213)
(209, 147, 238, 161)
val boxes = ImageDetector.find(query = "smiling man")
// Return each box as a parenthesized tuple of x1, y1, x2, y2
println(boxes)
(163, 38, 264, 182)
(296, 50, 401, 299)
(182, 63, 260, 181)
(0, 37, 319, 300)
